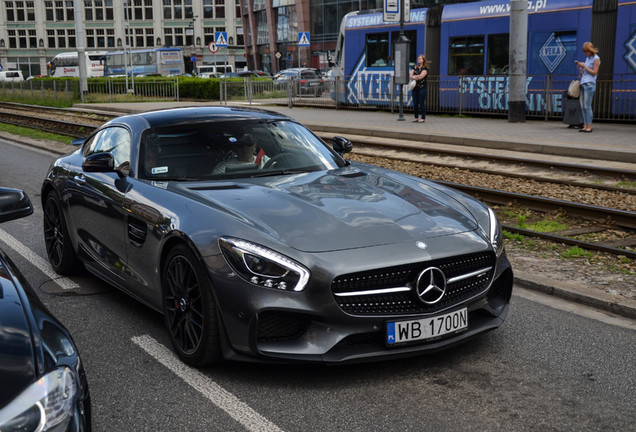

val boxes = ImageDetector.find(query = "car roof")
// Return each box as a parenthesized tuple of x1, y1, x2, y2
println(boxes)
(105, 106, 295, 130)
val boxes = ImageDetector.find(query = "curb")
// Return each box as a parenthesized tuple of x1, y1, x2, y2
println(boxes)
(514, 271, 636, 320)
(305, 123, 636, 164)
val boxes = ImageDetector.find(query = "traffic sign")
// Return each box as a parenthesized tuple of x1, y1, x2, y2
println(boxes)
(298, 32, 310, 47)
(208, 41, 219, 53)
(275, 52, 281, 59)
(215, 31, 228, 47)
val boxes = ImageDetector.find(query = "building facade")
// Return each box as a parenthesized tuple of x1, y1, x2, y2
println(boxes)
(241, 0, 384, 73)
(0, 0, 246, 77)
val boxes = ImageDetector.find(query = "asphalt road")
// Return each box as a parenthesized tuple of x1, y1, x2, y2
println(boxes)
(1, 139, 635, 432)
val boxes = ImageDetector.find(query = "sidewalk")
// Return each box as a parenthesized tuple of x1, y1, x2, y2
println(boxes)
(68, 100, 636, 320)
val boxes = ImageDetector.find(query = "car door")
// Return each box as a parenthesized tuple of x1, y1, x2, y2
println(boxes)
(67, 126, 132, 283)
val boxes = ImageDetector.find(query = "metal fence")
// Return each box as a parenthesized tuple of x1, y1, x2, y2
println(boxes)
(220, 74, 636, 122)
(0, 78, 180, 104)
(2, 74, 634, 122)
(87, 78, 180, 102)
(1, 79, 80, 103)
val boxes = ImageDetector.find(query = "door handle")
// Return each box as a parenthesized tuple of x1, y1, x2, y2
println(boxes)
(74, 175, 86, 184)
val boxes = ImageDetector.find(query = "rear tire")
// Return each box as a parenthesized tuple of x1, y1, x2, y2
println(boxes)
(163, 244, 221, 366)
(43, 192, 79, 275)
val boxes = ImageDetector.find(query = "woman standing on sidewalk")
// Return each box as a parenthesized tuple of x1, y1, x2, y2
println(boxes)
(410, 54, 428, 123)
(575, 42, 601, 133)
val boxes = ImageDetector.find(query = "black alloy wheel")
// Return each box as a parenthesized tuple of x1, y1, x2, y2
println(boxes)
(163, 244, 220, 366)
(43, 192, 78, 275)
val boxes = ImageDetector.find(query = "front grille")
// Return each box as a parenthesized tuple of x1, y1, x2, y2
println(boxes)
(332, 252, 495, 316)
(257, 311, 311, 342)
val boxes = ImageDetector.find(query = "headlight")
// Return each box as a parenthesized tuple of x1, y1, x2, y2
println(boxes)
(488, 208, 504, 256)
(0, 367, 79, 432)
(219, 237, 310, 292)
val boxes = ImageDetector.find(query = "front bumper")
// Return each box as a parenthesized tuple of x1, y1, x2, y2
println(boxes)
(208, 243, 514, 364)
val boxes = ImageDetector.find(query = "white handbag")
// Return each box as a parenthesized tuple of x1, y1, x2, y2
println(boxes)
(407, 80, 416, 91)
(567, 79, 581, 99)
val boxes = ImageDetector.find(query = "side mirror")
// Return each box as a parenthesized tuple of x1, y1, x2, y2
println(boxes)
(72, 137, 87, 147)
(82, 152, 115, 173)
(332, 136, 353, 155)
(0, 188, 34, 223)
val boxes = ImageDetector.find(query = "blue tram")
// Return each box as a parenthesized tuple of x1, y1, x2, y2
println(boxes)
(613, 1, 636, 118)
(331, 0, 636, 120)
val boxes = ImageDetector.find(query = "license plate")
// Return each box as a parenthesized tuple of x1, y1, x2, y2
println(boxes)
(386, 308, 468, 345)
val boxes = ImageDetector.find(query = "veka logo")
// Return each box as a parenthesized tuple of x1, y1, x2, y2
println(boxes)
(539, 33, 566, 73)
(625, 30, 636, 73)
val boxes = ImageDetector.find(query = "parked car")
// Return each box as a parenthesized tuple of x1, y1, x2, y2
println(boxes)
(0, 187, 92, 431)
(274, 68, 325, 97)
(41, 106, 513, 367)
(0, 70, 24, 82)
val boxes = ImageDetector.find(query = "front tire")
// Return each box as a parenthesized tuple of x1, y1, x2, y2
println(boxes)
(163, 244, 221, 366)
(43, 192, 79, 275)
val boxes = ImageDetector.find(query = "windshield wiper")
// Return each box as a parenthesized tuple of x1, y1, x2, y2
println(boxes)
(249, 168, 312, 178)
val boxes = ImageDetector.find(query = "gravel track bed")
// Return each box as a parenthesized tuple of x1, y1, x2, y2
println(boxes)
(351, 153, 636, 212)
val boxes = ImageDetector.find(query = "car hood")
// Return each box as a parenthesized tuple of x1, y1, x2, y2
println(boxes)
(185, 167, 480, 252)
(0, 258, 36, 408)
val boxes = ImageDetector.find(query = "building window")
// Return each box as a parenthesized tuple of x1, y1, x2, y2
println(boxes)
(86, 28, 115, 48)
(253, 0, 264, 11)
(4, 1, 36, 21)
(276, 6, 296, 43)
(132, 28, 154, 47)
(46, 28, 76, 48)
(127, 0, 153, 20)
(45, 1, 74, 22)
(163, 0, 193, 20)
(29, 29, 37, 48)
(256, 10, 268, 45)
(84, 0, 114, 21)
(164, 27, 189, 47)
(235, 0, 240, 18)
(215, 0, 224, 18)
(203, 0, 213, 18)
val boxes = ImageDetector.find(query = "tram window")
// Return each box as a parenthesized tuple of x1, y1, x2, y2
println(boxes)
(366, 32, 389, 67)
(449, 36, 484, 75)
(487, 34, 509, 75)
(391, 30, 417, 67)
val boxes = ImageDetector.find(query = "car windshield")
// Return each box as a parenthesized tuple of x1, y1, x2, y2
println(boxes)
(140, 119, 347, 181)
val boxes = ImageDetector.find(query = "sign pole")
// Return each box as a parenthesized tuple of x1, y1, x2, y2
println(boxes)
(398, 0, 405, 121)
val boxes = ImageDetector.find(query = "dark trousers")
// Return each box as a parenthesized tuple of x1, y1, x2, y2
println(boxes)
(412, 86, 427, 119)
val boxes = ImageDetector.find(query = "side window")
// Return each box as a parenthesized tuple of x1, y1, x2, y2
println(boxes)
(449, 36, 485, 75)
(487, 33, 509, 75)
(366, 32, 389, 67)
(84, 127, 131, 169)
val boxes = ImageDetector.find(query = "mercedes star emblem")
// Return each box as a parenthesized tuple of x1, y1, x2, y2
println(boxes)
(416, 267, 447, 304)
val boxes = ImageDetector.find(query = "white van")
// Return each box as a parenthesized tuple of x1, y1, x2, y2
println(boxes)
(196, 64, 234, 78)
(0, 70, 25, 82)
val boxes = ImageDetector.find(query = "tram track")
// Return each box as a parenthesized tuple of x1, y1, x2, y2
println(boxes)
(1, 103, 634, 258)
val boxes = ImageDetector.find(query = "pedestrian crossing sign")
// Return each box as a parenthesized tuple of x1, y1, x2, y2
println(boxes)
(298, 32, 310, 47)
(215, 31, 228, 47)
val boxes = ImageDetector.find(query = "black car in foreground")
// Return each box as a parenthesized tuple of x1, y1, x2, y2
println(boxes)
(41, 106, 513, 366)
(0, 188, 91, 431)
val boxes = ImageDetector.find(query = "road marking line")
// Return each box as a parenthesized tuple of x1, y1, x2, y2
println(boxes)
(0, 227, 79, 290)
(131, 335, 284, 432)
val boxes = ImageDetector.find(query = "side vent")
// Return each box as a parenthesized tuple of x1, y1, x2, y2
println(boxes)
(338, 169, 367, 178)
(127, 217, 147, 247)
